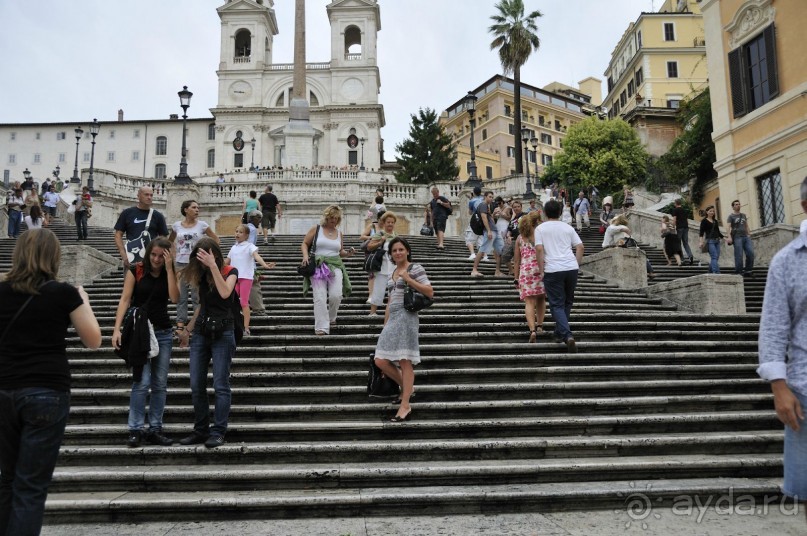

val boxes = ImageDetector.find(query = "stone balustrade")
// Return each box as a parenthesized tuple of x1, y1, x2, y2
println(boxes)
(644, 274, 747, 315)
(579, 247, 648, 289)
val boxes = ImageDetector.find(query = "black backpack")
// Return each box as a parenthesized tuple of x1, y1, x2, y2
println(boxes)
(469, 202, 485, 235)
(367, 353, 399, 399)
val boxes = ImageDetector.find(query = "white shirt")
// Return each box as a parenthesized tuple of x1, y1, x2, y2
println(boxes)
(24, 215, 44, 229)
(227, 241, 258, 280)
(602, 225, 630, 248)
(172, 220, 210, 264)
(534, 220, 582, 273)
(43, 191, 60, 208)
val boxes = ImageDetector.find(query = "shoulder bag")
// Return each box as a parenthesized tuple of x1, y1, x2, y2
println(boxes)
(403, 264, 433, 312)
(125, 209, 154, 264)
(297, 225, 320, 277)
(364, 243, 386, 272)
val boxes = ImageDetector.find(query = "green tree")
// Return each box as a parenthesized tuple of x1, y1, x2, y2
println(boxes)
(551, 116, 648, 193)
(394, 108, 459, 184)
(489, 0, 542, 174)
(657, 88, 716, 204)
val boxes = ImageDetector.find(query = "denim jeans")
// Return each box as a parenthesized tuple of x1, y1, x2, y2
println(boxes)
(128, 328, 173, 432)
(783, 389, 807, 499)
(707, 239, 721, 273)
(676, 227, 693, 259)
(0, 387, 70, 536)
(7, 211, 22, 238)
(175, 262, 198, 325)
(732, 236, 755, 275)
(74, 210, 88, 239)
(542, 269, 579, 342)
(189, 329, 235, 437)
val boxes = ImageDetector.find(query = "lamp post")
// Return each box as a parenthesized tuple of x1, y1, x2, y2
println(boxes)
(53, 165, 60, 186)
(250, 137, 256, 171)
(530, 135, 541, 191)
(71, 127, 83, 184)
(175, 86, 193, 184)
(359, 137, 365, 171)
(87, 119, 100, 193)
(521, 127, 535, 200)
(462, 91, 481, 189)
(23, 168, 31, 183)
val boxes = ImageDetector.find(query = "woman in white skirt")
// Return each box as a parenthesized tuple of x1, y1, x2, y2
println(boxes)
(373, 237, 433, 422)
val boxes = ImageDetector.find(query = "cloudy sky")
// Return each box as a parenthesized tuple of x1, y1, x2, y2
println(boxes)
(0, 0, 655, 159)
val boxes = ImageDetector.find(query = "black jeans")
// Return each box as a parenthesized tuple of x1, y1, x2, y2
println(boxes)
(74, 210, 88, 239)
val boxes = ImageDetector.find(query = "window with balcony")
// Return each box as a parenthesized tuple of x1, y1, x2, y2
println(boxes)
(667, 61, 678, 78)
(155, 164, 166, 179)
(347, 151, 357, 165)
(155, 136, 167, 156)
(757, 170, 785, 226)
(728, 24, 779, 118)
(664, 23, 675, 41)
(667, 99, 681, 109)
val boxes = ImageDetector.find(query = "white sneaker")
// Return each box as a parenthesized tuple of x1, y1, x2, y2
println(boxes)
(466, 254, 476, 260)
(482, 255, 491, 262)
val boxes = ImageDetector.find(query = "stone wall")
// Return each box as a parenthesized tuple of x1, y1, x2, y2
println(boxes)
(579, 247, 647, 289)
(59, 245, 119, 287)
(750, 224, 800, 265)
(644, 274, 747, 315)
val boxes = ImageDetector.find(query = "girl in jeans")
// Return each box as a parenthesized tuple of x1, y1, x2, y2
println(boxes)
(177, 238, 238, 449)
(112, 237, 179, 448)
(698, 206, 725, 274)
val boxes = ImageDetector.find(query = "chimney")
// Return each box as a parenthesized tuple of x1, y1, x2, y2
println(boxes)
(118, 109, 124, 122)
(169, 114, 179, 120)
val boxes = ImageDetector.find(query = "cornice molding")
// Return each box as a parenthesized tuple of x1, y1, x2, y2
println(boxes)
(725, 0, 775, 49)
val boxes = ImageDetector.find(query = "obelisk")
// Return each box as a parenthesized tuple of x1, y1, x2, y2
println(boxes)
(284, 0, 315, 168)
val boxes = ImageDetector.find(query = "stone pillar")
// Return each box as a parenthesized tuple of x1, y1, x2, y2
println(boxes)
(0, 207, 8, 239)
(749, 223, 799, 265)
(579, 247, 648, 289)
(59, 245, 119, 287)
(165, 183, 201, 226)
(644, 274, 746, 315)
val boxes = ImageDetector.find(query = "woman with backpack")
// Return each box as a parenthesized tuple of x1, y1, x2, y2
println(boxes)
(111, 237, 178, 448)
(177, 237, 239, 449)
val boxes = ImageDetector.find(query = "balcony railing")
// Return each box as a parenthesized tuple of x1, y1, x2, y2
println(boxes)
(345, 53, 362, 61)
(233, 56, 250, 64)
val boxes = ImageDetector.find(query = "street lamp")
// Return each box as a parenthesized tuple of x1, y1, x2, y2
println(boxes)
(71, 127, 83, 184)
(54, 165, 60, 182)
(530, 135, 541, 191)
(250, 137, 256, 171)
(175, 85, 193, 184)
(521, 127, 535, 200)
(462, 91, 481, 189)
(359, 137, 366, 171)
(23, 168, 31, 184)
(87, 119, 100, 193)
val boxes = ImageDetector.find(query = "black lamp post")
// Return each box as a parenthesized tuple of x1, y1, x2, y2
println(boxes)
(175, 86, 193, 184)
(54, 165, 60, 185)
(250, 137, 256, 171)
(359, 137, 366, 171)
(23, 168, 31, 184)
(463, 91, 481, 189)
(71, 127, 83, 184)
(87, 119, 100, 193)
(530, 135, 541, 191)
(521, 127, 535, 200)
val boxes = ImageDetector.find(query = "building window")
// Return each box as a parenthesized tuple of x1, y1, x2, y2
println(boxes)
(664, 22, 675, 41)
(637, 30, 642, 48)
(627, 80, 635, 97)
(56, 132, 66, 140)
(540, 133, 552, 145)
(635, 68, 644, 87)
(155, 164, 166, 179)
(481, 128, 487, 141)
(83, 152, 90, 162)
(58, 153, 66, 163)
(8, 154, 16, 164)
(757, 170, 785, 227)
(234, 153, 244, 168)
(348, 151, 357, 165)
(527, 151, 536, 164)
(208, 123, 216, 141)
(155, 136, 167, 155)
(667, 61, 678, 78)
(107, 151, 115, 162)
(33, 154, 41, 164)
(729, 24, 779, 118)
(207, 149, 215, 168)
(607, 77, 614, 93)
(620, 91, 627, 107)
(522, 110, 529, 121)
(109, 130, 115, 139)
(506, 146, 516, 158)
(132, 151, 140, 161)
(508, 124, 514, 135)
(10, 132, 16, 141)
(134, 129, 140, 138)
(542, 154, 553, 166)
(504, 104, 512, 117)
(35, 132, 41, 140)
(667, 99, 681, 109)
(485, 166, 493, 179)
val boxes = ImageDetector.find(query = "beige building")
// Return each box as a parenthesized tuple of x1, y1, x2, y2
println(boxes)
(603, 0, 708, 156)
(702, 0, 807, 229)
(440, 75, 591, 182)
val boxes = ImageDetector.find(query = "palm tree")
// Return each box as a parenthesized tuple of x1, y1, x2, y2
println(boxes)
(489, 0, 542, 174)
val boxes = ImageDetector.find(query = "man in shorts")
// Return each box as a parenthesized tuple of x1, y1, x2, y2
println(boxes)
(470, 191, 504, 277)
(258, 185, 282, 244)
(426, 186, 451, 250)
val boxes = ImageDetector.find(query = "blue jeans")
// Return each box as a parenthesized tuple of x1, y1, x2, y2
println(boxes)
(7, 211, 21, 238)
(175, 262, 199, 325)
(543, 269, 578, 342)
(189, 329, 235, 437)
(783, 389, 807, 499)
(707, 239, 721, 274)
(676, 228, 693, 259)
(128, 329, 173, 432)
(732, 236, 755, 275)
(0, 387, 70, 536)
(74, 210, 88, 239)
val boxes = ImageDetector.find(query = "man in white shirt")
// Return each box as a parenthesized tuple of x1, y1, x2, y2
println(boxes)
(573, 191, 591, 232)
(535, 199, 584, 352)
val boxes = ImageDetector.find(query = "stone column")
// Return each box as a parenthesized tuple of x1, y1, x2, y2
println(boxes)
(165, 183, 201, 230)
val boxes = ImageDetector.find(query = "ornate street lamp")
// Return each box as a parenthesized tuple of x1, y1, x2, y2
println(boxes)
(530, 135, 541, 191)
(87, 119, 100, 193)
(175, 85, 193, 184)
(71, 127, 83, 184)
(359, 137, 366, 171)
(250, 137, 256, 171)
(23, 168, 31, 185)
(521, 127, 535, 200)
(463, 91, 481, 189)
(54, 165, 60, 181)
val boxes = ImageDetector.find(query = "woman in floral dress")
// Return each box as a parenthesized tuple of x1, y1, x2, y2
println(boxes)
(513, 211, 546, 343)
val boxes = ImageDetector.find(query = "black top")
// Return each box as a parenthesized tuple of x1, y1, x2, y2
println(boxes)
(429, 196, 451, 221)
(114, 206, 169, 241)
(699, 218, 724, 239)
(508, 213, 524, 238)
(258, 193, 279, 211)
(198, 267, 239, 324)
(0, 281, 83, 392)
(130, 266, 172, 330)
(671, 207, 689, 229)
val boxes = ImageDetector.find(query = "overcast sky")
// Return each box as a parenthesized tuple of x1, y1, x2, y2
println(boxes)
(0, 0, 655, 159)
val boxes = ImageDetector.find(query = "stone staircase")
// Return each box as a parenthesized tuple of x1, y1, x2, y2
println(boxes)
(0, 221, 782, 524)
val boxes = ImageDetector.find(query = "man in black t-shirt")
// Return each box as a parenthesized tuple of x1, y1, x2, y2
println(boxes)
(425, 186, 452, 250)
(257, 185, 282, 244)
(671, 198, 694, 264)
(114, 186, 168, 269)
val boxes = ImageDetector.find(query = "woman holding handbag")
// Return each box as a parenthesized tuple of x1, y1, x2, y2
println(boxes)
(112, 237, 178, 448)
(0, 229, 101, 535)
(699, 205, 724, 274)
(366, 211, 397, 316)
(373, 237, 433, 422)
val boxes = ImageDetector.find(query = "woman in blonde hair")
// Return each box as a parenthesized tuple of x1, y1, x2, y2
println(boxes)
(0, 229, 101, 534)
(366, 211, 397, 316)
(300, 205, 356, 335)
(513, 211, 546, 343)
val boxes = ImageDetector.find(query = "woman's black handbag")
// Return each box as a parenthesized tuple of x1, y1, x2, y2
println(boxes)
(420, 224, 434, 236)
(403, 265, 433, 312)
(364, 246, 385, 272)
(367, 353, 399, 399)
(297, 225, 319, 277)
